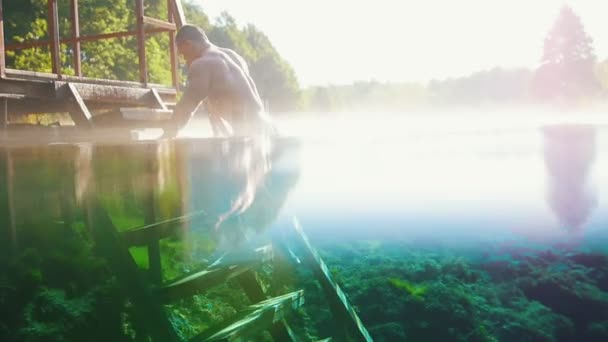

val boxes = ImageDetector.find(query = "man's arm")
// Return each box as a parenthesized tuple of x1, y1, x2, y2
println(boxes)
(164, 60, 213, 137)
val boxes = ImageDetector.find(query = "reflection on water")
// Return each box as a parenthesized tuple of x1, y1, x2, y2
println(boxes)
(289, 121, 608, 250)
(543, 125, 598, 232)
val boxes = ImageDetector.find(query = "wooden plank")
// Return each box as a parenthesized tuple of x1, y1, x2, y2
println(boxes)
(4, 69, 175, 91)
(5, 27, 173, 51)
(236, 270, 298, 341)
(286, 218, 373, 342)
(1, 97, 6, 128)
(144, 145, 162, 284)
(168, 1, 179, 88)
(6, 149, 17, 253)
(160, 245, 273, 302)
(84, 194, 180, 342)
(0, 149, 8, 260)
(191, 290, 304, 341)
(65, 83, 93, 128)
(143, 16, 177, 31)
(161, 264, 254, 302)
(47, 0, 62, 78)
(70, 0, 82, 77)
(121, 209, 209, 246)
(0, 0, 6, 77)
(169, 0, 186, 28)
(54, 81, 175, 105)
(150, 88, 168, 110)
(135, 0, 148, 85)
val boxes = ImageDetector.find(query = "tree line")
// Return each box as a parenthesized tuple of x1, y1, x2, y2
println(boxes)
(303, 6, 608, 112)
(4, 3, 607, 113)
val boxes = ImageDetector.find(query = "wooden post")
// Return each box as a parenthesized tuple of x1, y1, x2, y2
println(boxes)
(168, 1, 179, 89)
(0, 0, 6, 78)
(145, 145, 162, 284)
(168, 0, 186, 28)
(85, 194, 180, 342)
(7, 149, 17, 253)
(0, 149, 10, 259)
(1, 97, 7, 128)
(65, 83, 93, 127)
(135, 0, 148, 85)
(48, 0, 62, 78)
(288, 219, 373, 341)
(70, 0, 82, 76)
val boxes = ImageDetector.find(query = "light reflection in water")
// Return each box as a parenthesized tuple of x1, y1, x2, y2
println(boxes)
(543, 125, 598, 232)
(281, 117, 608, 250)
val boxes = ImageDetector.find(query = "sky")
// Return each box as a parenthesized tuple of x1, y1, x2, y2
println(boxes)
(198, 0, 608, 87)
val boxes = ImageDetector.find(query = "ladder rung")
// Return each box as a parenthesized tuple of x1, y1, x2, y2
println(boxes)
(143, 16, 177, 31)
(121, 210, 211, 246)
(160, 245, 273, 302)
(191, 290, 304, 341)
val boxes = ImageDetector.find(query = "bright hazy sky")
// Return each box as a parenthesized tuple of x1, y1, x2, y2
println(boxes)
(199, 0, 607, 87)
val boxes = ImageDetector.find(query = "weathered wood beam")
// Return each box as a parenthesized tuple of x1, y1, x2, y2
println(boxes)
(287, 219, 373, 341)
(144, 145, 161, 284)
(150, 88, 168, 110)
(5, 97, 128, 116)
(169, 0, 186, 28)
(168, 1, 179, 88)
(5, 27, 173, 51)
(135, 0, 148, 85)
(47, 0, 62, 77)
(0, 0, 6, 78)
(0, 78, 55, 98)
(4, 68, 176, 91)
(6, 150, 17, 253)
(65, 83, 93, 128)
(1, 96, 8, 128)
(143, 16, 177, 31)
(84, 194, 180, 342)
(54, 81, 175, 105)
(70, 0, 82, 76)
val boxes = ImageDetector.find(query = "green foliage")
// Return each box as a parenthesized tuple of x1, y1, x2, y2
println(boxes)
(5, 1, 302, 109)
(388, 278, 427, 301)
(20, 287, 94, 341)
(302, 241, 608, 341)
(301, 68, 534, 112)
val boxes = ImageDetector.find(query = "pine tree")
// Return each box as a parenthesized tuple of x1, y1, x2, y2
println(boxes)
(534, 6, 600, 102)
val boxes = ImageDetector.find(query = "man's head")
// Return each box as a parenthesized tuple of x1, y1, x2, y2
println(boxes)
(175, 25, 210, 64)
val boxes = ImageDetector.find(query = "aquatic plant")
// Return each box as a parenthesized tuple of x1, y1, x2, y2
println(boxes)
(388, 278, 427, 300)
(304, 240, 608, 341)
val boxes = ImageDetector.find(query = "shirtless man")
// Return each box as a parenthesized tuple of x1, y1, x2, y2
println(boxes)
(164, 25, 274, 137)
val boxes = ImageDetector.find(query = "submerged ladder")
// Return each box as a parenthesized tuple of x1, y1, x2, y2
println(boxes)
(83, 191, 371, 341)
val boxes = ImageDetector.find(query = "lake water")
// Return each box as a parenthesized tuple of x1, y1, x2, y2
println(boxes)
(1, 113, 608, 341)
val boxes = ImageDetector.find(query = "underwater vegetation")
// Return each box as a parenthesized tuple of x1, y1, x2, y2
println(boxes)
(309, 240, 608, 342)
(1, 141, 302, 341)
(388, 278, 427, 301)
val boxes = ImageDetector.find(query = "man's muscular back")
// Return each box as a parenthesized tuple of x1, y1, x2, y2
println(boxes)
(189, 46, 263, 115)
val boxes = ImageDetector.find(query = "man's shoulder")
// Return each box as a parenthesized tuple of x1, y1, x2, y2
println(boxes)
(218, 47, 239, 57)
(189, 54, 221, 71)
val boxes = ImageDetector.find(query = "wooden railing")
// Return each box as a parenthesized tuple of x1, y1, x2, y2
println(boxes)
(0, 0, 185, 88)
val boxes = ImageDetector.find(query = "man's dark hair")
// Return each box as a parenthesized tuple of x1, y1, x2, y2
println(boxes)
(175, 25, 209, 44)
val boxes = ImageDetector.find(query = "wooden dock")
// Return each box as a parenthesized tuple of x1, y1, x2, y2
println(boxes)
(0, 0, 185, 129)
